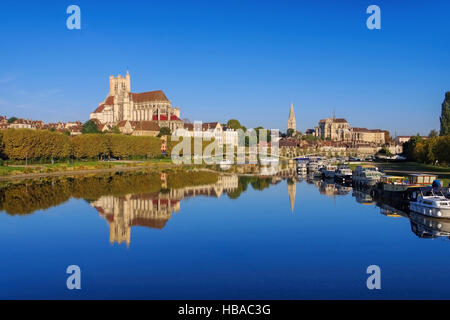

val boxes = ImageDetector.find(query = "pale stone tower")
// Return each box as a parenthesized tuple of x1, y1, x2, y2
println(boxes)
(109, 71, 131, 96)
(288, 102, 296, 131)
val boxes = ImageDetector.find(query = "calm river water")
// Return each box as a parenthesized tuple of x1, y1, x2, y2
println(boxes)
(0, 171, 449, 299)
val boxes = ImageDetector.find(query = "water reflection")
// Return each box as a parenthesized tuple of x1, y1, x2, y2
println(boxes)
(91, 175, 240, 246)
(1, 168, 450, 244)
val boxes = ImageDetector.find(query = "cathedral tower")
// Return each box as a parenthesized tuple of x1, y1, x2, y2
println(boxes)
(288, 102, 296, 131)
(109, 71, 131, 96)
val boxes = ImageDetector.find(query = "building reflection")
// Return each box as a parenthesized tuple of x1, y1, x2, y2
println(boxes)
(90, 175, 240, 246)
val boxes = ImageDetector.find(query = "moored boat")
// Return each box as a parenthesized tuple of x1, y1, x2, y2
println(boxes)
(410, 188, 450, 218)
(323, 164, 337, 179)
(335, 164, 352, 182)
(353, 165, 383, 187)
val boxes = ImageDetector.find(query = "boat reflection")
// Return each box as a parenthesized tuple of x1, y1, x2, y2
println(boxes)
(409, 212, 450, 239)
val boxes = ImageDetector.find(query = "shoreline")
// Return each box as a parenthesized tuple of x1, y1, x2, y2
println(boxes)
(0, 163, 179, 181)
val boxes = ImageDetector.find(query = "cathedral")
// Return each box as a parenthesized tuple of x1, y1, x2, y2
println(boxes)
(90, 72, 184, 132)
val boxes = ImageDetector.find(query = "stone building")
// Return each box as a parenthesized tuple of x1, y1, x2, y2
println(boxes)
(90, 72, 184, 132)
(314, 117, 351, 141)
(313, 115, 386, 145)
(351, 127, 385, 144)
(117, 120, 161, 136)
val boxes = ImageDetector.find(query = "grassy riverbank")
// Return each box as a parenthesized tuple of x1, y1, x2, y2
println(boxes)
(0, 158, 174, 179)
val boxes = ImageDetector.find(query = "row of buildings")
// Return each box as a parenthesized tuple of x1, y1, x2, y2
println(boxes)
(0, 116, 83, 135)
(1, 72, 416, 155)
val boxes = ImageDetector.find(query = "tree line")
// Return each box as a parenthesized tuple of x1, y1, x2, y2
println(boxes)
(403, 135, 450, 165)
(0, 129, 163, 161)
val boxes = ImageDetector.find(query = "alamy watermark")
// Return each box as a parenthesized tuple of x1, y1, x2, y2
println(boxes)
(366, 5, 381, 30)
(66, 5, 81, 30)
(66, 265, 81, 290)
(170, 123, 280, 169)
(366, 265, 381, 290)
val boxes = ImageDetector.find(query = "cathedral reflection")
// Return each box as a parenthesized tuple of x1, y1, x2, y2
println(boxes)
(90, 175, 241, 246)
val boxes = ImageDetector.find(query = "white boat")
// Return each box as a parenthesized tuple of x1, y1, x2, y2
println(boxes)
(353, 165, 383, 186)
(410, 188, 450, 218)
(323, 164, 337, 179)
(335, 165, 353, 181)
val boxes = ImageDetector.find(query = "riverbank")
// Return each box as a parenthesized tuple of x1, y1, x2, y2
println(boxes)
(0, 159, 178, 181)
(350, 161, 450, 186)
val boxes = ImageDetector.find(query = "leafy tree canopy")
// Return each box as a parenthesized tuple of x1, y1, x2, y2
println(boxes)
(226, 119, 242, 130)
(428, 129, 438, 138)
(81, 120, 100, 134)
(7, 117, 18, 124)
(158, 127, 171, 137)
(440, 91, 450, 136)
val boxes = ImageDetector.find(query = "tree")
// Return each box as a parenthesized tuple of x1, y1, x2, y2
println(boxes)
(81, 120, 100, 134)
(110, 125, 120, 134)
(384, 131, 394, 144)
(226, 119, 242, 130)
(440, 91, 450, 136)
(157, 127, 171, 137)
(428, 129, 438, 138)
(287, 128, 294, 137)
(7, 117, 18, 124)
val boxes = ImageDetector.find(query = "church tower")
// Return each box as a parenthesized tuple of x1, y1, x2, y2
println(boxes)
(109, 71, 131, 96)
(288, 102, 296, 131)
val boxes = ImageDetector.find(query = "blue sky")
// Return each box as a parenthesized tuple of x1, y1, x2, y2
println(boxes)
(0, 0, 448, 135)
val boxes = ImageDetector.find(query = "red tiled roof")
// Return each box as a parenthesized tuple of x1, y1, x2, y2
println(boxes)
(170, 115, 180, 121)
(105, 96, 114, 105)
(130, 90, 169, 103)
(93, 104, 106, 113)
(352, 127, 384, 133)
(131, 121, 161, 132)
(159, 115, 168, 121)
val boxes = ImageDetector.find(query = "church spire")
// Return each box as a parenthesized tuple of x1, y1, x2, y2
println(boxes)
(288, 102, 296, 131)
(288, 180, 296, 213)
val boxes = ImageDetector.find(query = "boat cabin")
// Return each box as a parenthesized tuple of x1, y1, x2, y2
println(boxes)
(381, 175, 406, 185)
(407, 174, 437, 186)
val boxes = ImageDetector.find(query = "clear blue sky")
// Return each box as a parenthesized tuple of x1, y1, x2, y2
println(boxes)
(0, 0, 448, 135)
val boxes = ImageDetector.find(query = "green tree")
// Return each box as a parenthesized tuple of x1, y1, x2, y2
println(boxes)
(428, 129, 438, 138)
(81, 120, 100, 134)
(157, 127, 171, 137)
(287, 128, 294, 137)
(7, 117, 18, 124)
(226, 119, 242, 130)
(110, 125, 120, 134)
(440, 91, 450, 136)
